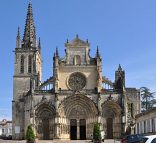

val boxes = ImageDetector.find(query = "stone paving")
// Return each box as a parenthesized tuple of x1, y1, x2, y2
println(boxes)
(0, 139, 119, 143)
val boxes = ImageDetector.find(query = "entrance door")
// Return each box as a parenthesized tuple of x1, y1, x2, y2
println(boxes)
(70, 119, 77, 140)
(80, 119, 86, 140)
(43, 119, 49, 140)
(107, 118, 113, 139)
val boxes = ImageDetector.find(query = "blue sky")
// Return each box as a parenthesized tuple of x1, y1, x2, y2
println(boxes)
(0, 0, 156, 120)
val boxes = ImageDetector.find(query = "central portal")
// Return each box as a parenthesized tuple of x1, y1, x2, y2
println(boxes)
(59, 95, 99, 140)
(70, 119, 86, 140)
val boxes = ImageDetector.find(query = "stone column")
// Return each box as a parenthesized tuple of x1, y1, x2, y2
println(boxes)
(77, 120, 80, 140)
(54, 116, 60, 139)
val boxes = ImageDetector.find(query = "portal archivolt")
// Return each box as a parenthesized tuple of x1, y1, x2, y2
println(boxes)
(58, 94, 98, 118)
(58, 94, 98, 140)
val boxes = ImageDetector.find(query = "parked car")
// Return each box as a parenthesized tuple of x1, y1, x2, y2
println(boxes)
(142, 135, 156, 143)
(7, 135, 12, 140)
(0, 135, 12, 140)
(121, 134, 144, 143)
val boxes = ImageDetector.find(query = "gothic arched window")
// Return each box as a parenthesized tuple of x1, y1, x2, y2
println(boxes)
(28, 55, 32, 73)
(73, 55, 81, 65)
(20, 55, 24, 73)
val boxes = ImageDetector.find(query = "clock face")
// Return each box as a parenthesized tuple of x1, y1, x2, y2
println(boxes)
(68, 72, 86, 91)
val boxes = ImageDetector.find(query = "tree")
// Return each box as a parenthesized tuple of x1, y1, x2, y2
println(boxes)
(151, 99, 156, 107)
(26, 124, 35, 143)
(140, 87, 155, 111)
(93, 123, 101, 142)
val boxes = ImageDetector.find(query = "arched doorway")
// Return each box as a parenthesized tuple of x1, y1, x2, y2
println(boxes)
(35, 101, 55, 140)
(102, 101, 122, 139)
(58, 94, 98, 140)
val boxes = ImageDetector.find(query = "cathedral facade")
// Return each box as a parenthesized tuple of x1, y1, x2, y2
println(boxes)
(12, 2, 141, 140)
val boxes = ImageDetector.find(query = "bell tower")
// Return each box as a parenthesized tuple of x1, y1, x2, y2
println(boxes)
(114, 64, 125, 93)
(12, 2, 42, 139)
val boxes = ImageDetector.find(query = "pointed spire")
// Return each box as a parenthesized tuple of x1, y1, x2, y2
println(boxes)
(38, 37, 41, 49)
(53, 52, 56, 59)
(17, 26, 20, 38)
(76, 34, 79, 39)
(96, 46, 100, 57)
(118, 64, 122, 71)
(56, 47, 59, 57)
(23, 1, 36, 48)
(16, 26, 21, 48)
(38, 37, 42, 54)
(86, 39, 88, 43)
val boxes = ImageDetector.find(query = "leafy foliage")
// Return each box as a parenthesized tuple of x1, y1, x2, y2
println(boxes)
(140, 87, 155, 111)
(26, 124, 35, 141)
(93, 123, 101, 141)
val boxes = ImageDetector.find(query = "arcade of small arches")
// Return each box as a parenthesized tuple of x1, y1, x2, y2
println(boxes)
(33, 94, 122, 140)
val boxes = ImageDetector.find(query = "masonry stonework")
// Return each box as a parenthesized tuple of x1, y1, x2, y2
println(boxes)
(12, 2, 141, 140)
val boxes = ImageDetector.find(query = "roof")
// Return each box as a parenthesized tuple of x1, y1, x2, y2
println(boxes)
(135, 107, 156, 118)
(65, 36, 90, 47)
(0, 119, 12, 126)
(126, 88, 139, 93)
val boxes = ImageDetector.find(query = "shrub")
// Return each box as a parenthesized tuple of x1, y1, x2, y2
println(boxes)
(26, 124, 35, 142)
(93, 123, 101, 141)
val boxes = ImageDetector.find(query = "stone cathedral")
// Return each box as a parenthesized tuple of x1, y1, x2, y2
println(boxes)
(12, 2, 141, 140)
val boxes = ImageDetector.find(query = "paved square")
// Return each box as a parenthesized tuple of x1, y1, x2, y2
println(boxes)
(0, 140, 117, 143)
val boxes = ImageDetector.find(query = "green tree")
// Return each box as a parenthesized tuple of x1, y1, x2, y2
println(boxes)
(140, 87, 155, 111)
(26, 124, 35, 142)
(93, 123, 101, 141)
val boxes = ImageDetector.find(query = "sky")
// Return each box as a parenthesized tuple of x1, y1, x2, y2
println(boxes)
(0, 0, 156, 120)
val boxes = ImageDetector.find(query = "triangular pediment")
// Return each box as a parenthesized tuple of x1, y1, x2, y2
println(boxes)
(65, 36, 89, 47)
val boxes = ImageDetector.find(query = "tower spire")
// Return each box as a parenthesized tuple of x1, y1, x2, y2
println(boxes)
(96, 46, 100, 58)
(56, 46, 59, 57)
(16, 26, 21, 48)
(23, 1, 36, 48)
(118, 64, 122, 71)
(38, 37, 41, 48)
(38, 37, 41, 54)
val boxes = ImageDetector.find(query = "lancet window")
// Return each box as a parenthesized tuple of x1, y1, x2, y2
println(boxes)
(20, 55, 24, 73)
(73, 55, 81, 65)
(28, 55, 32, 73)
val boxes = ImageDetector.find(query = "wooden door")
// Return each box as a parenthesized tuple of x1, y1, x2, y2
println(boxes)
(107, 118, 113, 139)
(42, 119, 49, 140)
